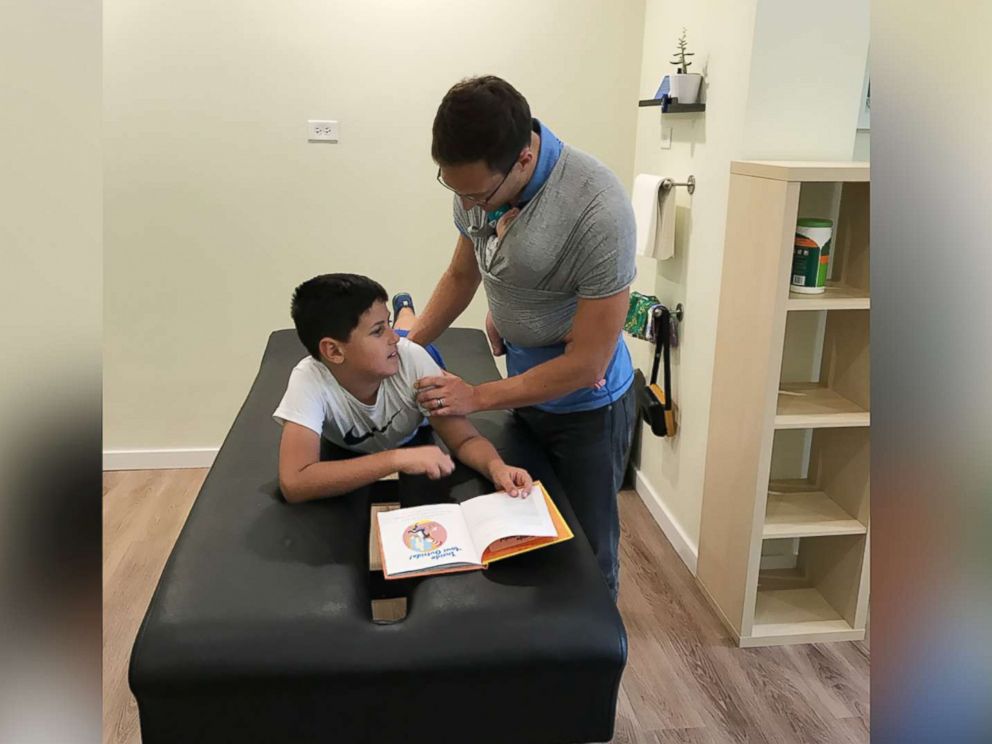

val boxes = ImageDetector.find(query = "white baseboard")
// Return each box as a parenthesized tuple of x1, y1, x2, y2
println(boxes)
(103, 448, 218, 471)
(632, 468, 698, 575)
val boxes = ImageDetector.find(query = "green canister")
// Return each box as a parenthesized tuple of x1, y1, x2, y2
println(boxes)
(791, 218, 833, 294)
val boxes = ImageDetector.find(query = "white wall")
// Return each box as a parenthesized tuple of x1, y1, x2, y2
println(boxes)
(103, 0, 646, 455)
(630, 0, 869, 561)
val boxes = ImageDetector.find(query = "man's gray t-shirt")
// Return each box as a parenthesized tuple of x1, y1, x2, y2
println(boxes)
(453, 145, 636, 349)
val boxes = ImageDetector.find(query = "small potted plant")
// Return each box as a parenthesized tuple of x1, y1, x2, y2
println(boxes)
(669, 28, 702, 104)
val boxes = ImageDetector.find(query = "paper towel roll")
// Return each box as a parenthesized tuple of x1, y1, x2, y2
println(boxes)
(632, 174, 676, 260)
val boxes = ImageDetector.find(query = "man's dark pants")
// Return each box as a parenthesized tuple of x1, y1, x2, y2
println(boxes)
(514, 383, 637, 601)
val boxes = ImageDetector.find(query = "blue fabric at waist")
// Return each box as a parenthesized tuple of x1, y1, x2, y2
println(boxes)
(504, 335, 634, 413)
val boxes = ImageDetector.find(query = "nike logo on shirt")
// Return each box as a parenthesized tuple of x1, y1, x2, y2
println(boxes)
(343, 410, 402, 446)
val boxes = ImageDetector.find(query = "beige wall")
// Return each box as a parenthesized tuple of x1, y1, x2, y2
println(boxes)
(854, 130, 870, 160)
(629, 0, 761, 555)
(742, 0, 869, 161)
(103, 0, 646, 452)
(630, 0, 869, 554)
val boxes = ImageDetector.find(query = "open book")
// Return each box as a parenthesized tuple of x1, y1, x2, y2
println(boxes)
(375, 481, 573, 579)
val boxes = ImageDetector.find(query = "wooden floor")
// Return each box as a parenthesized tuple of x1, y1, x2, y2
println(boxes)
(103, 470, 869, 744)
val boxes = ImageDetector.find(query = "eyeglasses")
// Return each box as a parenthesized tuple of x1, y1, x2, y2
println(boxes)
(436, 162, 516, 207)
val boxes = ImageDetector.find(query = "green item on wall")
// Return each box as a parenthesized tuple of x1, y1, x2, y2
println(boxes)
(625, 291, 661, 340)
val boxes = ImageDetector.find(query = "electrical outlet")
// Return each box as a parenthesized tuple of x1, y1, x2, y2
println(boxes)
(308, 120, 339, 142)
(660, 126, 672, 149)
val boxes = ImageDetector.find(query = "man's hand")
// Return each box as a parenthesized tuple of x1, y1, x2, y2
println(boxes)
(393, 446, 455, 480)
(488, 461, 533, 498)
(415, 372, 478, 417)
(485, 310, 505, 357)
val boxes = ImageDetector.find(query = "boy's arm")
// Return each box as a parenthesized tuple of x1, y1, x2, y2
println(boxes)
(278, 422, 400, 503)
(430, 415, 533, 497)
(278, 422, 455, 503)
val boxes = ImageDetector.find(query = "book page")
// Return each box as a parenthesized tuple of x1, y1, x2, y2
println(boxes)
(369, 502, 400, 571)
(481, 489, 573, 564)
(459, 484, 557, 554)
(376, 503, 483, 576)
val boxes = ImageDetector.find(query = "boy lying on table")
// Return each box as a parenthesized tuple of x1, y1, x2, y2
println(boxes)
(274, 273, 532, 503)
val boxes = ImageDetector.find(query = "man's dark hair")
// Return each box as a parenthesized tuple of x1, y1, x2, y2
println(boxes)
(290, 273, 388, 357)
(431, 75, 533, 173)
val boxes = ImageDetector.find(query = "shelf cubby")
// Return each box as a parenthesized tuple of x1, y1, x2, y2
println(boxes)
(788, 181, 870, 311)
(749, 533, 868, 646)
(777, 308, 869, 429)
(698, 161, 869, 647)
(764, 427, 869, 539)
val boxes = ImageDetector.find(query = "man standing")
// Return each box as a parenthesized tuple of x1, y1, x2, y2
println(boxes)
(407, 76, 636, 600)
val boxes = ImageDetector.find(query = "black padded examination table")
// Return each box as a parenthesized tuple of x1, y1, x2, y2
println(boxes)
(129, 328, 628, 744)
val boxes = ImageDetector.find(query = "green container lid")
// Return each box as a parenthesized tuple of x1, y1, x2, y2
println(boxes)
(797, 217, 833, 227)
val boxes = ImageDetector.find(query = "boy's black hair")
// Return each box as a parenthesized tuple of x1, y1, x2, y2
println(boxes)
(290, 273, 388, 358)
(431, 75, 533, 173)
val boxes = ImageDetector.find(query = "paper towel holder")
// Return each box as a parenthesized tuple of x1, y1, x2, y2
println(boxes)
(661, 175, 696, 195)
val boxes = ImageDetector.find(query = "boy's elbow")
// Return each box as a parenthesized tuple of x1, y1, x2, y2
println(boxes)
(279, 474, 306, 504)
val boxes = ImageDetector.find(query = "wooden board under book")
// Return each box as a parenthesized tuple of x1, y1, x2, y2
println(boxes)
(369, 502, 400, 571)
(370, 597, 406, 623)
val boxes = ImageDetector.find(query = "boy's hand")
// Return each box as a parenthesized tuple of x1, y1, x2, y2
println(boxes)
(394, 446, 455, 480)
(489, 462, 533, 498)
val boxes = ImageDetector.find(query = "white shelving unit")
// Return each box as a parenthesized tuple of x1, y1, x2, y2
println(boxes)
(696, 161, 870, 647)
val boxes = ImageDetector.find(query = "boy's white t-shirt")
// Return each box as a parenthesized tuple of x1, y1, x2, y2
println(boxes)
(272, 337, 442, 454)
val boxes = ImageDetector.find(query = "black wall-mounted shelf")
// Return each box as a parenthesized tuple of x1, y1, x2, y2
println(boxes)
(638, 98, 706, 114)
